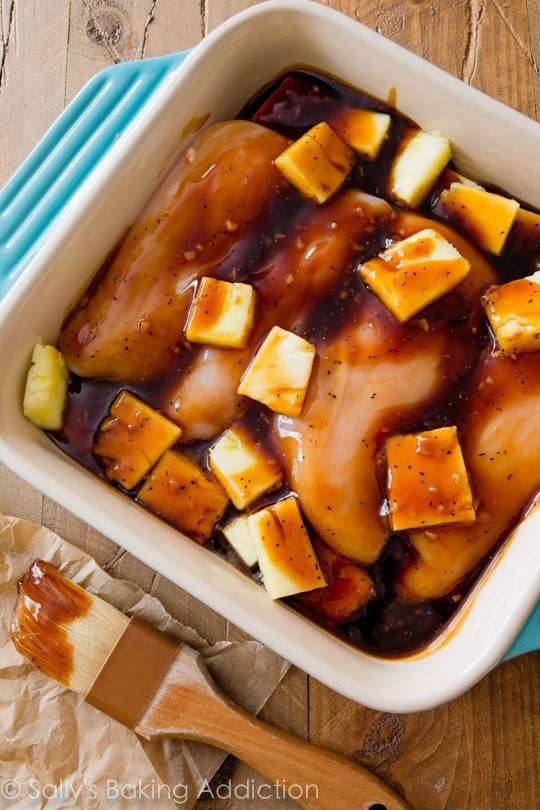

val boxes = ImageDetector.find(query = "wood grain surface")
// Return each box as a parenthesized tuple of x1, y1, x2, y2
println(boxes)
(1, 1, 539, 808)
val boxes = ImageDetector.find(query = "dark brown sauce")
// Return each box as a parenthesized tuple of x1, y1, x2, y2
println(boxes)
(48, 70, 540, 658)
(10, 559, 92, 685)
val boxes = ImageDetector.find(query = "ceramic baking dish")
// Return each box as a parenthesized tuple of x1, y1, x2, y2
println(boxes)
(0, 0, 539, 712)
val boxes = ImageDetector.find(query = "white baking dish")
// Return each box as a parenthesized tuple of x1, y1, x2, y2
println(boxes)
(0, 0, 539, 712)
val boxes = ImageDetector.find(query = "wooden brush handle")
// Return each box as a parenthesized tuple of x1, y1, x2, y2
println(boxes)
(136, 646, 408, 810)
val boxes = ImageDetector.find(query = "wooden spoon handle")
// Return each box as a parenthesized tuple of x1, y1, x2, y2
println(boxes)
(136, 648, 408, 810)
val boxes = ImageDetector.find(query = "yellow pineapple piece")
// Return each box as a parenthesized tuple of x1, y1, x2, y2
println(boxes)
(438, 183, 519, 255)
(514, 206, 540, 236)
(23, 342, 68, 430)
(482, 271, 540, 355)
(274, 122, 354, 204)
(385, 426, 476, 531)
(238, 326, 316, 417)
(185, 277, 256, 349)
(359, 228, 470, 323)
(389, 129, 451, 207)
(94, 391, 181, 489)
(332, 107, 391, 160)
(208, 425, 282, 509)
(221, 516, 258, 568)
(248, 497, 326, 599)
(137, 450, 228, 543)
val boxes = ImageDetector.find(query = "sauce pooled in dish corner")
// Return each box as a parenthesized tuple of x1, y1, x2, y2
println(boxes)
(23, 70, 540, 657)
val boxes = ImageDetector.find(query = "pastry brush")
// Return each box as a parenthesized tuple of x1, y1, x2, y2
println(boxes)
(11, 559, 408, 810)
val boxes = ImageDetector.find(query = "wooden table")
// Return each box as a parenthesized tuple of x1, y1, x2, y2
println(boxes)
(1, 1, 539, 807)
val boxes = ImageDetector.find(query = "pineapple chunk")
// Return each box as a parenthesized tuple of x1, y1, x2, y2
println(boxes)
(94, 391, 181, 490)
(208, 425, 282, 509)
(332, 107, 391, 160)
(23, 342, 68, 430)
(515, 206, 540, 237)
(274, 122, 354, 204)
(185, 277, 256, 349)
(137, 450, 228, 543)
(482, 271, 540, 355)
(238, 326, 316, 417)
(248, 497, 326, 599)
(385, 426, 476, 531)
(441, 169, 480, 189)
(359, 228, 471, 323)
(222, 516, 258, 568)
(437, 183, 519, 255)
(389, 129, 451, 207)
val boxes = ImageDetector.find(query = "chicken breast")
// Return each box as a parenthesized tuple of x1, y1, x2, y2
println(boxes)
(60, 121, 290, 382)
(275, 214, 497, 565)
(164, 190, 393, 439)
(401, 349, 540, 599)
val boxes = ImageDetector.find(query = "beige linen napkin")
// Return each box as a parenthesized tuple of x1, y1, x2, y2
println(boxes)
(0, 514, 290, 808)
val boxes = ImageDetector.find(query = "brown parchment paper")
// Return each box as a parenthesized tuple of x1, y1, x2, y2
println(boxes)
(0, 514, 290, 808)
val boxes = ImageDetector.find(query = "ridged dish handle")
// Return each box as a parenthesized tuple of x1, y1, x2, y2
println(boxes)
(0, 50, 191, 299)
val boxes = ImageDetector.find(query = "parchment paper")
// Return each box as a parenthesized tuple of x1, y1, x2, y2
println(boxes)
(0, 514, 290, 808)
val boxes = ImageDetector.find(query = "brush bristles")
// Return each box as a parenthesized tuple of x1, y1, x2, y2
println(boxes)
(65, 595, 130, 694)
(11, 560, 129, 695)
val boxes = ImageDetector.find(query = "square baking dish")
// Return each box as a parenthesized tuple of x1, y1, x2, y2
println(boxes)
(0, 0, 539, 712)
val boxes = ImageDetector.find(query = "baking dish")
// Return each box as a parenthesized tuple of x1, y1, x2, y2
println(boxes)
(0, 0, 539, 711)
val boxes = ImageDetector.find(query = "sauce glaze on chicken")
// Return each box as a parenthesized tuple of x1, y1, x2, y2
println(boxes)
(51, 70, 540, 657)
